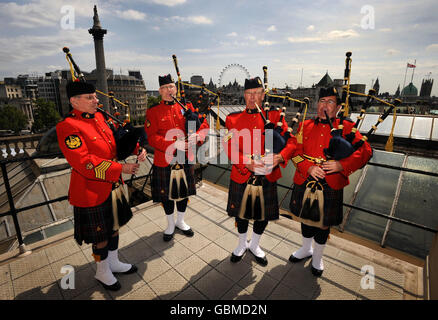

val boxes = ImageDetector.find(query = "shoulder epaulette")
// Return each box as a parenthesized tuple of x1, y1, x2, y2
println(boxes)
(228, 110, 243, 116)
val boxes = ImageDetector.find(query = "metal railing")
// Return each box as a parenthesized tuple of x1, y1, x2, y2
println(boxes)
(0, 152, 152, 256)
(205, 162, 438, 234)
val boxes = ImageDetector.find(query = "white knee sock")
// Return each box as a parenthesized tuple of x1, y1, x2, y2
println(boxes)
(164, 213, 175, 235)
(292, 236, 314, 259)
(249, 232, 265, 258)
(95, 258, 118, 286)
(233, 232, 248, 256)
(175, 210, 190, 231)
(108, 249, 132, 273)
(312, 242, 326, 271)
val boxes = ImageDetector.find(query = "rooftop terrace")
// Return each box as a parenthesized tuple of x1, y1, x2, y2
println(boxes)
(0, 182, 424, 301)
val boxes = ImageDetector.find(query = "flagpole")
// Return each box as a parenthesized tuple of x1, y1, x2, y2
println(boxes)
(402, 63, 408, 97)
(411, 59, 416, 83)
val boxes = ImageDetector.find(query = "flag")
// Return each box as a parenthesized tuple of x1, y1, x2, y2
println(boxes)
(407, 63, 416, 68)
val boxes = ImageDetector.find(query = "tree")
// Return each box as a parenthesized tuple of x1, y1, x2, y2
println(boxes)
(147, 95, 161, 109)
(0, 105, 27, 133)
(32, 99, 61, 133)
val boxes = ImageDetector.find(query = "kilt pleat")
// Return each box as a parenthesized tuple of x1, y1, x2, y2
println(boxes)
(227, 177, 279, 221)
(73, 195, 114, 246)
(288, 179, 343, 227)
(151, 164, 196, 202)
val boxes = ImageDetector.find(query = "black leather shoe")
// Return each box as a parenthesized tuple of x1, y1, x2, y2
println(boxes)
(289, 254, 312, 263)
(97, 279, 121, 291)
(230, 251, 245, 263)
(163, 232, 174, 242)
(114, 264, 138, 275)
(176, 226, 194, 237)
(249, 249, 268, 266)
(311, 265, 323, 277)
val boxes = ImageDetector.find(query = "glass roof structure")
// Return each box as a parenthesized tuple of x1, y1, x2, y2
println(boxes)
(351, 112, 438, 141)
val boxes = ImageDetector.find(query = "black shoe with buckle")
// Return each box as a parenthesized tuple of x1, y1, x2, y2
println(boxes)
(163, 232, 174, 242)
(311, 265, 323, 277)
(113, 264, 138, 275)
(289, 254, 312, 263)
(230, 251, 245, 263)
(249, 249, 268, 266)
(176, 226, 194, 237)
(97, 279, 121, 291)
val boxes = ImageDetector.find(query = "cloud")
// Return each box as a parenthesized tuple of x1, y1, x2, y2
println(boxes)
(227, 32, 238, 37)
(115, 9, 146, 21)
(184, 49, 207, 53)
(326, 29, 359, 40)
(0, 0, 96, 28)
(106, 50, 167, 64)
(426, 44, 438, 52)
(0, 28, 92, 63)
(170, 15, 213, 25)
(257, 40, 275, 46)
(247, 36, 256, 41)
(386, 49, 400, 55)
(288, 29, 359, 43)
(267, 25, 277, 32)
(306, 25, 315, 31)
(379, 28, 392, 32)
(150, 0, 186, 6)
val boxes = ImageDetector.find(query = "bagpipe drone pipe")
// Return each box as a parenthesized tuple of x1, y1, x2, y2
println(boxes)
(323, 52, 402, 161)
(62, 47, 146, 161)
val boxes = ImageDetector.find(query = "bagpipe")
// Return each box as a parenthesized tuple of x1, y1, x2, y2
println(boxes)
(282, 51, 402, 226)
(63, 47, 147, 161)
(239, 66, 310, 221)
(253, 65, 310, 155)
(167, 54, 216, 201)
(324, 52, 402, 161)
(171, 54, 221, 131)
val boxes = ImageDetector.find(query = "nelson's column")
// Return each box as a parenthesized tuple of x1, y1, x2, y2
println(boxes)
(88, 5, 109, 111)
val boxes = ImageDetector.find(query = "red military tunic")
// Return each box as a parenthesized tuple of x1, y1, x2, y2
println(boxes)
(224, 108, 297, 183)
(56, 110, 122, 207)
(291, 118, 373, 189)
(145, 100, 209, 167)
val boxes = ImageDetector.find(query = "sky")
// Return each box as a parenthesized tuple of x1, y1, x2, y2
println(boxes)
(0, 0, 437, 96)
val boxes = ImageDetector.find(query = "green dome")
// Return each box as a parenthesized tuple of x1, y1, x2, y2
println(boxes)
(401, 82, 418, 96)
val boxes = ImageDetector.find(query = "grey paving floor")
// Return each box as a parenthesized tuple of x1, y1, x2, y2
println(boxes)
(0, 182, 424, 300)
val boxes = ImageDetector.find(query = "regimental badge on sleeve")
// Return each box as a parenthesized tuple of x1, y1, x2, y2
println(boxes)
(65, 135, 82, 149)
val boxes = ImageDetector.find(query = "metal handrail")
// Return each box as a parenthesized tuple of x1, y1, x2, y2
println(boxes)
(0, 153, 153, 254)
(1, 152, 438, 256)
(206, 163, 438, 234)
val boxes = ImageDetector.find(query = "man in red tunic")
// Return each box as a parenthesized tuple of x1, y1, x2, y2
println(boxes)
(224, 77, 296, 266)
(287, 87, 372, 276)
(57, 81, 146, 291)
(145, 74, 209, 241)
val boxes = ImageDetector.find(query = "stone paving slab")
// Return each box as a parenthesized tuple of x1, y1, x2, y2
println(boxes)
(0, 182, 423, 300)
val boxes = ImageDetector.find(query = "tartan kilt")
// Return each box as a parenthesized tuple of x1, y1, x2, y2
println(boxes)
(73, 194, 114, 246)
(227, 177, 279, 221)
(151, 164, 196, 202)
(288, 178, 344, 227)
